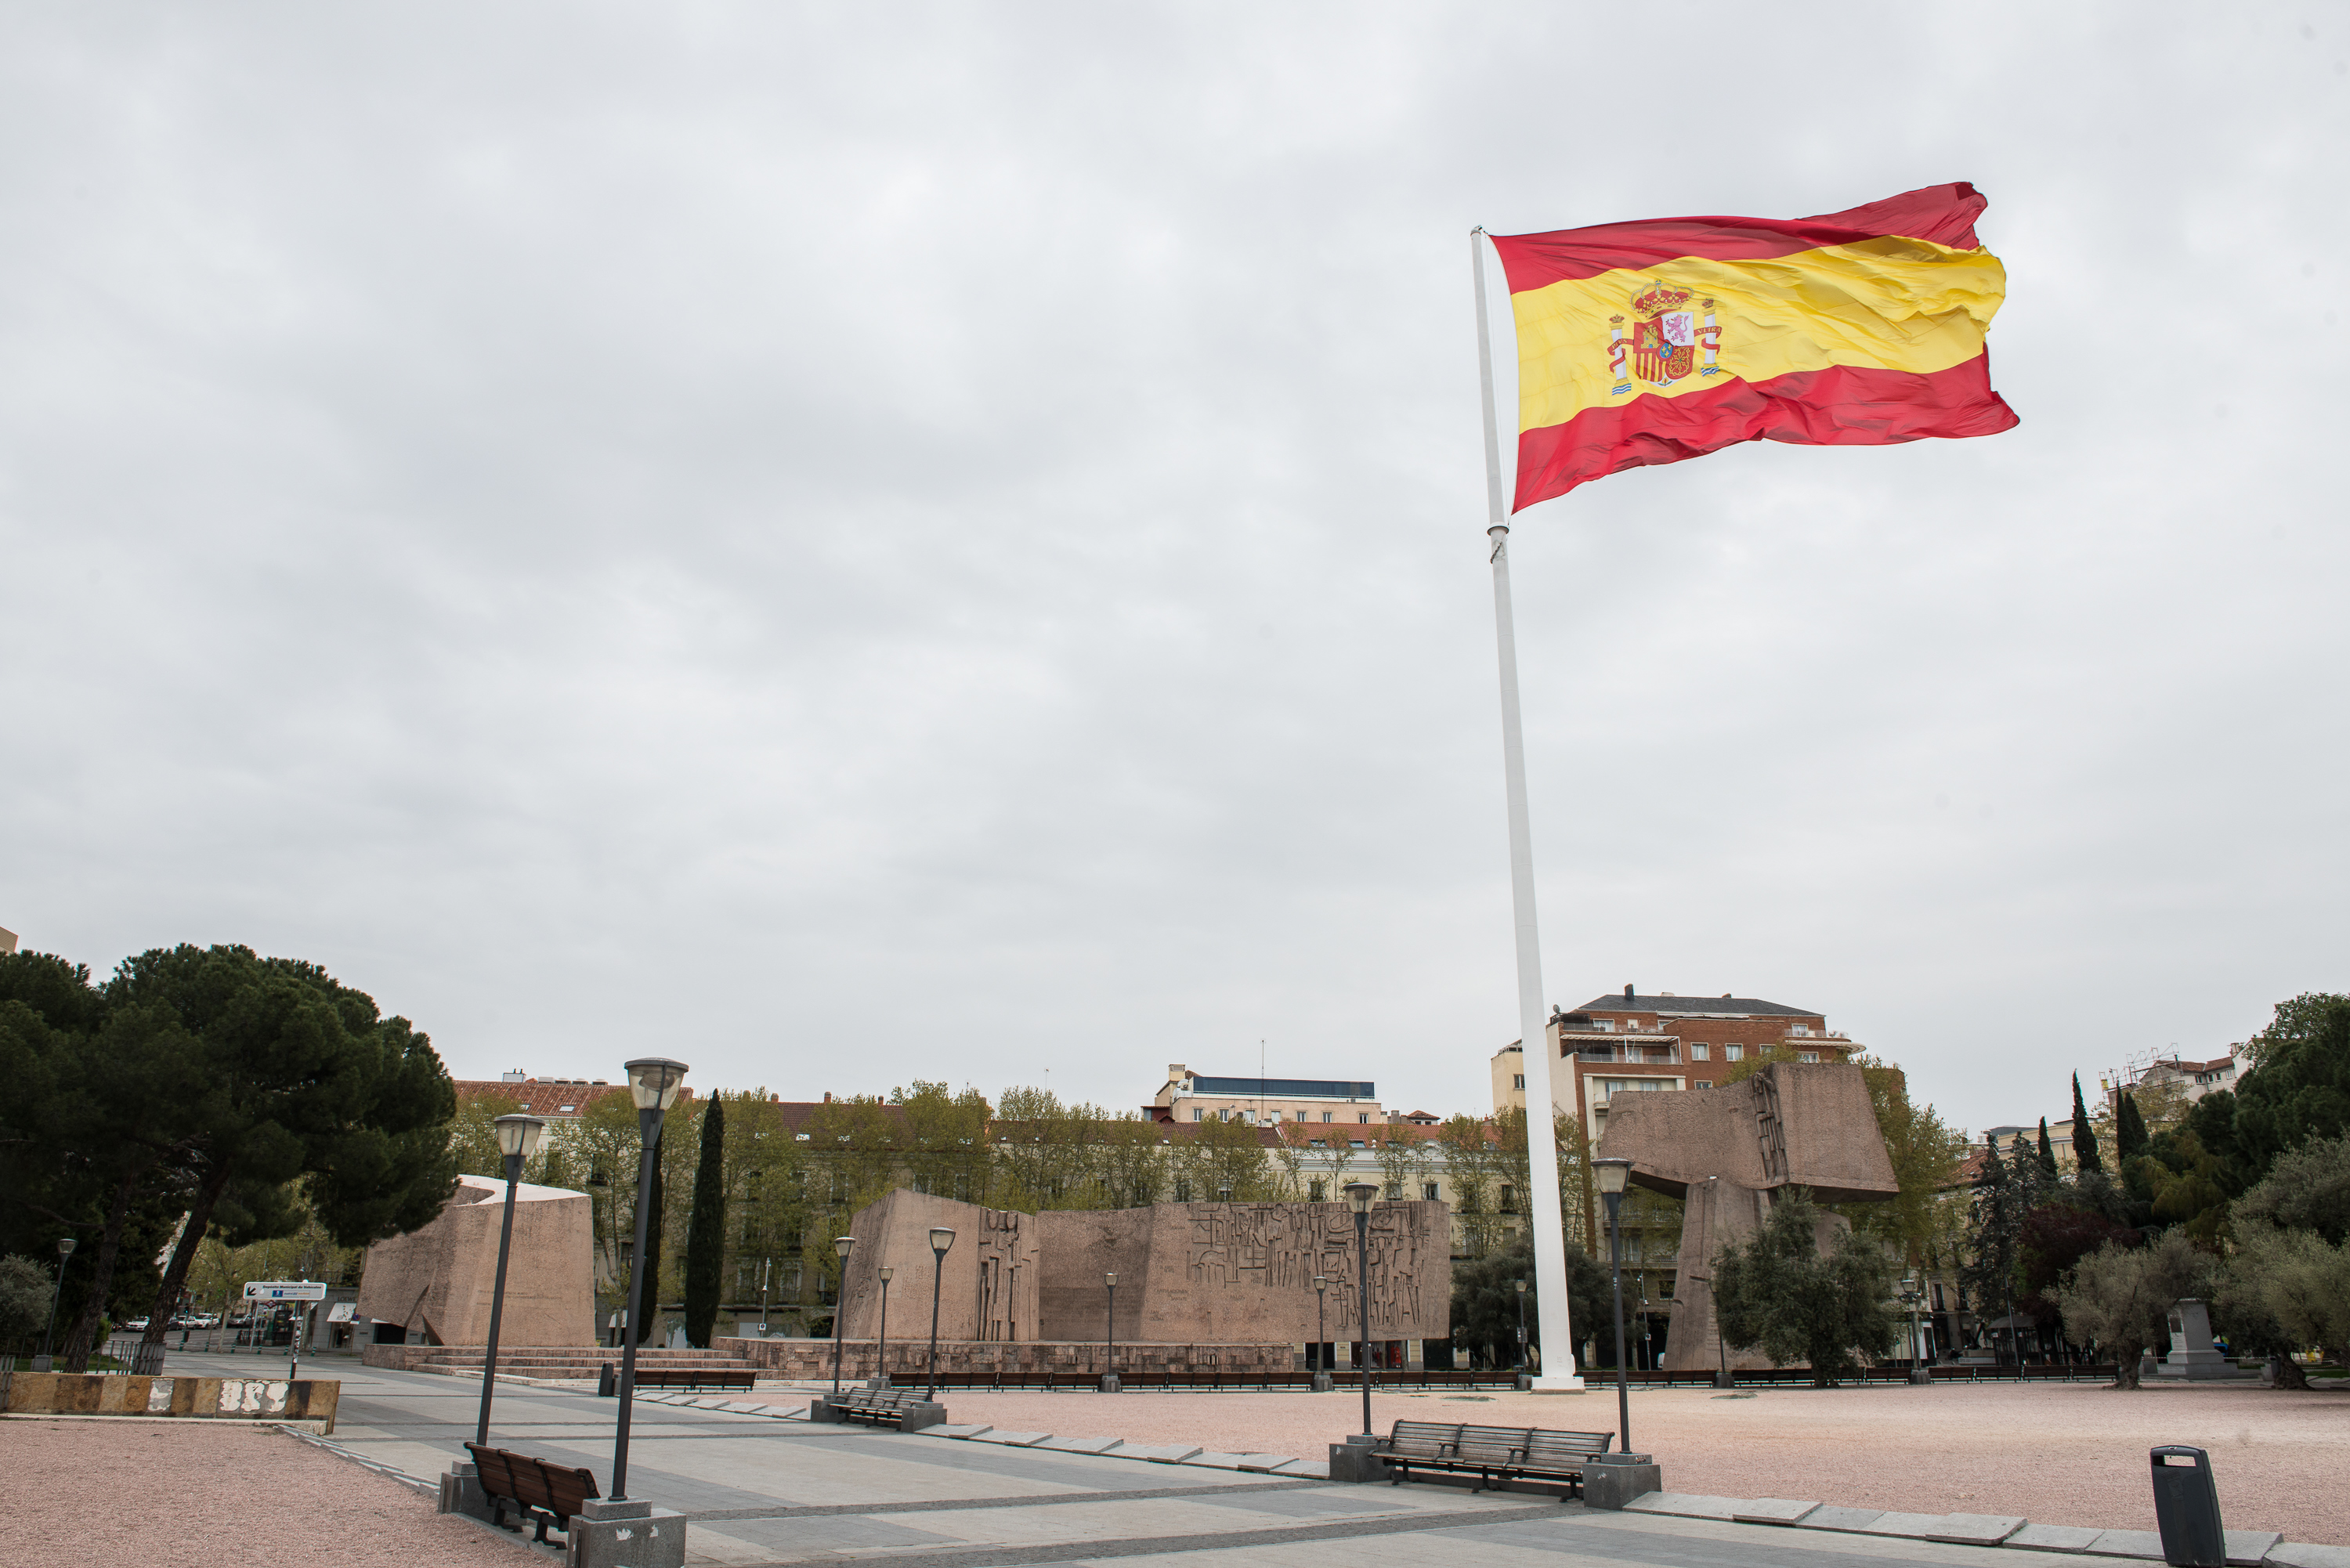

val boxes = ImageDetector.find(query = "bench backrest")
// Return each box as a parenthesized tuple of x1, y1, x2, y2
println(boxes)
(1524, 1431, 1614, 1465)
(465, 1443, 601, 1518)
(1387, 1421, 1466, 1451)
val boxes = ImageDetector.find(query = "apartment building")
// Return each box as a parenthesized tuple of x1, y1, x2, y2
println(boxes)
(1151, 1064, 1383, 1126)
(1491, 987, 1860, 1144)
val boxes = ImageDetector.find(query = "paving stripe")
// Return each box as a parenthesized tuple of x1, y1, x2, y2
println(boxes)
(682, 1478, 1328, 1521)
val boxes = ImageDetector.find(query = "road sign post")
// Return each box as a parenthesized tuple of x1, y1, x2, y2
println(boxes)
(244, 1281, 326, 1378)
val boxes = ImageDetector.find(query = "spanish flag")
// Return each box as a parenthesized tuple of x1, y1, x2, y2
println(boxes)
(1491, 182, 2018, 511)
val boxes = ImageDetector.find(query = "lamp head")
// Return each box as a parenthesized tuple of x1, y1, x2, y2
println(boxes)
(1313, 1274, 1326, 1292)
(833, 1235, 855, 1261)
(1343, 1182, 1376, 1215)
(1593, 1157, 1632, 1196)
(1515, 1279, 1527, 1294)
(624, 1057, 690, 1112)
(494, 1113, 547, 1160)
(878, 1265, 894, 1282)
(1104, 1271, 1117, 1288)
(929, 1226, 956, 1257)
(58, 1237, 76, 1257)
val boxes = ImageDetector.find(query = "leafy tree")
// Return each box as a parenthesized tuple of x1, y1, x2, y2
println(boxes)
(2231, 1133, 2350, 1245)
(1448, 1237, 1610, 1371)
(2071, 1074, 2103, 1176)
(1963, 1136, 2055, 1357)
(109, 945, 457, 1368)
(448, 1093, 528, 1181)
(2229, 994, 2350, 1180)
(2019, 1201, 2140, 1331)
(2052, 1229, 2213, 1389)
(2219, 1226, 2350, 1376)
(0, 1254, 55, 1344)
(1712, 1190, 1898, 1386)
(1434, 1115, 1506, 1257)
(684, 1093, 726, 1347)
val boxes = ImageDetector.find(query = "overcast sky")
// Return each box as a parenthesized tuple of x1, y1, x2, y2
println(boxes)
(3, 5, 2342, 1136)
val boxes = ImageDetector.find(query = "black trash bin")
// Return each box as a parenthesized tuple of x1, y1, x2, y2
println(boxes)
(597, 1362, 616, 1397)
(2150, 1446, 2225, 1567)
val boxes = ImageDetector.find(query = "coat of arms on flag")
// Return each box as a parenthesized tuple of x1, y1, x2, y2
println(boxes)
(1607, 286, 1721, 395)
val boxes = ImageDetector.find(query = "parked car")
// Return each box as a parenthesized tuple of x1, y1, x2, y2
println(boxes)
(120, 1317, 150, 1331)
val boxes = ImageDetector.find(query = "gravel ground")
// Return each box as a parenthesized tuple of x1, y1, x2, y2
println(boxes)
(755, 1381, 2350, 1544)
(0, 1419, 532, 1568)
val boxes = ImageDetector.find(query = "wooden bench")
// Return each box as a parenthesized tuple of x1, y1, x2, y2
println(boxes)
(1380, 1420, 1614, 1496)
(819, 1386, 943, 1429)
(464, 1441, 599, 1545)
(632, 1367, 756, 1392)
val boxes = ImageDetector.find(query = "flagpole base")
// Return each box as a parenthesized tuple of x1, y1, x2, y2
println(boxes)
(1524, 1375, 1587, 1393)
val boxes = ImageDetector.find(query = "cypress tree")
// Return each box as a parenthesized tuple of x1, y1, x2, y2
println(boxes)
(2117, 1092, 2152, 1162)
(684, 1097, 728, 1347)
(2070, 1073, 2102, 1174)
(2037, 1118, 2059, 1177)
(635, 1149, 665, 1345)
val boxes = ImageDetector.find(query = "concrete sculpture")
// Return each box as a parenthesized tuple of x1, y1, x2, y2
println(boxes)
(355, 1174, 596, 1347)
(1596, 1062, 1897, 1372)
(833, 1188, 1451, 1346)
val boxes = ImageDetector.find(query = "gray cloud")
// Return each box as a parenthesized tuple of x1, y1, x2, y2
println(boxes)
(2, 4, 2342, 1132)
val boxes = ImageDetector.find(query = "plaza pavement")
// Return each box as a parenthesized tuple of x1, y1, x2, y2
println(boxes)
(125, 1347, 2349, 1568)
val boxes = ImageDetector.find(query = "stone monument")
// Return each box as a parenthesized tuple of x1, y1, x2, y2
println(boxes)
(356, 1174, 596, 1348)
(2154, 1298, 2251, 1380)
(1596, 1062, 1897, 1373)
(836, 1189, 1450, 1346)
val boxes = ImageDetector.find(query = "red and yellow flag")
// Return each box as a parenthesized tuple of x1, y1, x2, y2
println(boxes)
(1490, 182, 2018, 511)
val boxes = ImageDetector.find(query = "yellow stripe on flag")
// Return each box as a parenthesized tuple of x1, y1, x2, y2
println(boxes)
(1512, 235, 2009, 434)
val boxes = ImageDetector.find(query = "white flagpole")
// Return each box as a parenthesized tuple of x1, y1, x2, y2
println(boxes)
(1472, 226, 1583, 1391)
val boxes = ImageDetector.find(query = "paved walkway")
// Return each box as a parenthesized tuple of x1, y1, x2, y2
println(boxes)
(135, 1352, 2347, 1568)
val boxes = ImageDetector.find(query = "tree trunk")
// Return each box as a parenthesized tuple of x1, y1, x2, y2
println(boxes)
(2270, 1355, 2309, 1390)
(139, 1161, 233, 1364)
(2111, 1337, 2142, 1389)
(58, 1166, 147, 1372)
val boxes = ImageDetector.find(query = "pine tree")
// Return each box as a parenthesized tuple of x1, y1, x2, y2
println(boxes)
(684, 1096, 728, 1347)
(2117, 1092, 2151, 1162)
(2070, 1074, 2103, 1175)
(2037, 1118, 2059, 1177)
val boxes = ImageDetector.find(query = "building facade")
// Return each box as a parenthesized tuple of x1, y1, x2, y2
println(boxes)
(1152, 1064, 1384, 1127)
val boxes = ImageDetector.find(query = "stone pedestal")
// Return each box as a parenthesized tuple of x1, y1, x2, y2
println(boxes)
(807, 1396, 947, 1431)
(567, 1498, 686, 1568)
(1582, 1453, 1662, 1511)
(1098, 1374, 1122, 1393)
(2157, 1300, 2249, 1380)
(1309, 1372, 1334, 1393)
(1327, 1434, 1389, 1483)
(437, 1461, 488, 1520)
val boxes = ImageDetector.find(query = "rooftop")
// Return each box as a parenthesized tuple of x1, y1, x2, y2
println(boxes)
(1571, 992, 1822, 1020)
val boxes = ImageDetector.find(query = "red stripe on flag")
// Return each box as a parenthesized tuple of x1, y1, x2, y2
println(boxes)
(1490, 183, 1987, 294)
(1511, 354, 2019, 511)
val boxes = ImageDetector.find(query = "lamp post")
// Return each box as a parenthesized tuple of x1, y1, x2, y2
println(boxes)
(1312, 1275, 1329, 1389)
(1901, 1272, 1931, 1384)
(1101, 1271, 1120, 1393)
(473, 1113, 547, 1449)
(1514, 1279, 1530, 1389)
(1344, 1182, 1377, 1436)
(926, 1227, 955, 1401)
(760, 1256, 771, 1335)
(876, 1266, 894, 1388)
(37, 1237, 76, 1369)
(610, 1057, 689, 1504)
(1593, 1157, 1634, 1454)
(830, 1237, 854, 1394)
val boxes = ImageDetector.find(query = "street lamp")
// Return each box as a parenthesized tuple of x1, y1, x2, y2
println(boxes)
(876, 1266, 895, 1388)
(1514, 1279, 1531, 1389)
(1344, 1182, 1378, 1436)
(36, 1237, 76, 1370)
(474, 1113, 547, 1449)
(1311, 1275, 1329, 1389)
(830, 1237, 855, 1394)
(1593, 1156, 1634, 1454)
(1101, 1271, 1120, 1393)
(1901, 1271, 1930, 1384)
(610, 1057, 688, 1505)
(926, 1228, 955, 1401)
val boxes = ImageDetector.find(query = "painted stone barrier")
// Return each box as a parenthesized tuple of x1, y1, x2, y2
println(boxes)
(2, 1374, 339, 1433)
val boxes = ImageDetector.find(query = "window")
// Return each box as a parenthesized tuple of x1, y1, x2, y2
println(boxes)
(1349, 1139, 1366, 1149)
(1696, 1081, 1712, 1089)
(1193, 1107, 1204, 1121)
(1799, 1051, 1819, 1064)
(1513, 1073, 1526, 1089)
(1499, 1184, 1517, 1213)
(1690, 1043, 1710, 1061)
(1173, 1179, 1193, 1201)
(1423, 1181, 1440, 1201)
(1384, 1181, 1403, 1199)
(1789, 1024, 1813, 1038)
(1321, 1111, 1332, 1122)
(1358, 1113, 1371, 1124)
(1594, 1020, 1616, 1031)
(1308, 1180, 1327, 1202)
(1726, 1044, 1744, 1062)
